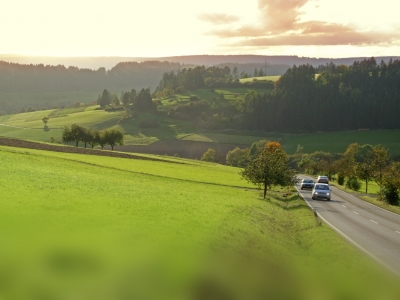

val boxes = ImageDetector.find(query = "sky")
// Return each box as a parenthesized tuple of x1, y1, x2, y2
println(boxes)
(1, 0, 399, 58)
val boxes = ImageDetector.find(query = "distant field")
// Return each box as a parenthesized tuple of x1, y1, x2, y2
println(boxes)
(2, 107, 400, 157)
(156, 86, 272, 111)
(281, 130, 400, 156)
(239, 75, 281, 83)
(0, 145, 398, 299)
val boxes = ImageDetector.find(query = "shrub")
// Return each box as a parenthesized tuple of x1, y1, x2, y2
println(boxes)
(345, 176, 361, 191)
(380, 184, 399, 205)
(338, 174, 345, 185)
(189, 95, 199, 101)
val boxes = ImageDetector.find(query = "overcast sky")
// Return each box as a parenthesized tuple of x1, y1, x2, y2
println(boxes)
(1, 0, 399, 58)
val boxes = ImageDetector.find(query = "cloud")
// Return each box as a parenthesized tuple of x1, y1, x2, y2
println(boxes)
(205, 0, 398, 47)
(233, 31, 396, 47)
(198, 13, 239, 25)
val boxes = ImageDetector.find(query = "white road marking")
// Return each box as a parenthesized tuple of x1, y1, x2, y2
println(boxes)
(342, 205, 347, 208)
(353, 211, 359, 215)
(370, 220, 379, 224)
(396, 231, 400, 234)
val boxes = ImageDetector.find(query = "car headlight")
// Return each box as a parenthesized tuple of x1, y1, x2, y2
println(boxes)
(327, 193, 330, 195)
(315, 192, 318, 194)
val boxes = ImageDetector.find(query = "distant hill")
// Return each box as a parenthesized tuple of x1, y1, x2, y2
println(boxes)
(1, 54, 399, 70)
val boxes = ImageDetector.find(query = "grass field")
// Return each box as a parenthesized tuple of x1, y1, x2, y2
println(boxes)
(2, 106, 400, 158)
(239, 75, 281, 83)
(0, 145, 399, 299)
(281, 129, 400, 156)
(156, 87, 272, 111)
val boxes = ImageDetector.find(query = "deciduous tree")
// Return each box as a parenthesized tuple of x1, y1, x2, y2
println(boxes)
(241, 142, 296, 198)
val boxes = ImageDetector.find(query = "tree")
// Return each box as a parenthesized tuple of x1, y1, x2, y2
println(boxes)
(61, 124, 85, 147)
(136, 88, 153, 112)
(201, 148, 221, 163)
(122, 91, 131, 107)
(86, 128, 99, 149)
(103, 128, 124, 150)
(370, 145, 390, 189)
(42, 117, 49, 127)
(98, 89, 111, 108)
(254, 68, 258, 77)
(241, 142, 296, 198)
(96, 130, 107, 149)
(355, 162, 373, 193)
(380, 162, 400, 205)
(112, 94, 120, 106)
(226, 147, 249, 167)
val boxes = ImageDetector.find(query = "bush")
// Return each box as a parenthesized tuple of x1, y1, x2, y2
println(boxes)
(380, 184, 400, 205)
(345, 176, 361, 191)
(189, 95, 199, 101)
(338, 174, 345, 185)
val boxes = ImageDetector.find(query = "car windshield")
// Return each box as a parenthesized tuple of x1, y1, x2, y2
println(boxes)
(304, 180, 313, 183)
(316, 185, 328, 190)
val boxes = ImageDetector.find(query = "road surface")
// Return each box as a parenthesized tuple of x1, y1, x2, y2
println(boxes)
(296, 175, 400, 275)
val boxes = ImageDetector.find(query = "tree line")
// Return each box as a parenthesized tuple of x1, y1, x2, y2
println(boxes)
(239, 58, 400, 132)
(154, 66, 274, 98)
(214, 140, 400, 206)
(0, 60, 182, 113)
(61, 124, 124, 150)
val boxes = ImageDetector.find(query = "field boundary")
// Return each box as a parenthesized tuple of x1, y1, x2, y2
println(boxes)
(0, 136, 181, 164)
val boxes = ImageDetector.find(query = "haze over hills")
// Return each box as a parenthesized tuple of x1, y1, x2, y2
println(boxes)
(1, 54, 399, 70)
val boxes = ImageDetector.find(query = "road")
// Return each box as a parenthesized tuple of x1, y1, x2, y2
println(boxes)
(296, 175, 400, 275)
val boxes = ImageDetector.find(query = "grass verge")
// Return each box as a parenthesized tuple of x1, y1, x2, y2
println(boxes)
(0, 146, 399, 299)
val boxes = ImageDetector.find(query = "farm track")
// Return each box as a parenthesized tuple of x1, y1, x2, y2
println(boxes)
(0, 136, 181, 164)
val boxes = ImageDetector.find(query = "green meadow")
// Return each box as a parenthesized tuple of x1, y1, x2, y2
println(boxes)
(0, 145, 399, 299)
(239, 75, 281, 83)
(2, 106, 400, 158)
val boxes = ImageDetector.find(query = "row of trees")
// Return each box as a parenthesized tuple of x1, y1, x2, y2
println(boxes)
(61, 124, 124, 150)
(295, 143, 400, 204)
(201, 141, 296, 198)
(204, 140, 400, 205)
(97, 88, 154, 112)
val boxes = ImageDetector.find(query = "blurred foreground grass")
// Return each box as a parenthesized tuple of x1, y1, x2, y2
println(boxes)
(0, 145, 399, 299)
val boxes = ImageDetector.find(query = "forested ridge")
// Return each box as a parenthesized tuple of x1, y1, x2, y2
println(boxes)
(241, 58, 400, 131)
(0, 60, 181, 93)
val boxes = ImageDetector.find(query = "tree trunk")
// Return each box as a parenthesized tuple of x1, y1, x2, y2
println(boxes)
(263, 180, 267, 198)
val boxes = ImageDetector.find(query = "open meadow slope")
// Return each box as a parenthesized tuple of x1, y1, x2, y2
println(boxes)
(2, 105, 400, 159)
(0, 145, 399, 299)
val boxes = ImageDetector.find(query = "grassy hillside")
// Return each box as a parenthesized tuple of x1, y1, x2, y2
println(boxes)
(2, 106, 400, 158)
(0, 145, 399, 299)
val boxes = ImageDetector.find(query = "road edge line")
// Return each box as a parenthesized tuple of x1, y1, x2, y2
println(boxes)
(296, 186, 400, 277)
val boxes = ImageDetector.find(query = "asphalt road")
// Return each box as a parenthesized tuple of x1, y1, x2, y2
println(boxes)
(296, 175, 400, 275)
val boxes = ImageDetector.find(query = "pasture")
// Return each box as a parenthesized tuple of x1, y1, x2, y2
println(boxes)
(0, 145, 399, 299)
(2, 106, 400, 159)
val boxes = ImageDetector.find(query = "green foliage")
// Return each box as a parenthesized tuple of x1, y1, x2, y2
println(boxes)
(201, 148, 221, 163)
(345, 176, 361, 191)
(103, 128, 124, 150)
(338, 174, 345, 185)
(225, 147, 249, 167)
(241, 142, 296, 198)
(235, 58, 400, 132)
